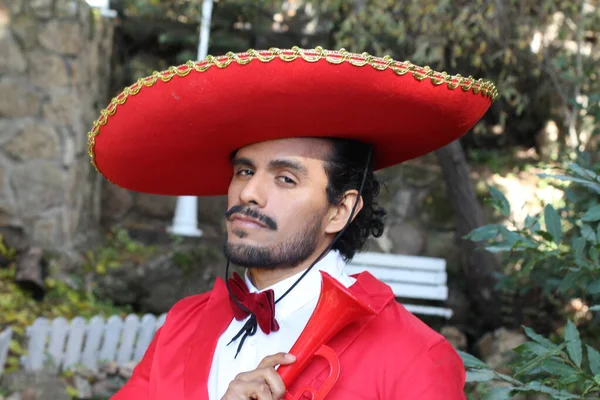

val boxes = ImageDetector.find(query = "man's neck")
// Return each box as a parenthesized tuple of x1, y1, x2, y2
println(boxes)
(247, 248, 330, 290)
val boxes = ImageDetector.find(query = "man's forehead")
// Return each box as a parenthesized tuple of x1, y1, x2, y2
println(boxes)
(233, 137, 333, 162)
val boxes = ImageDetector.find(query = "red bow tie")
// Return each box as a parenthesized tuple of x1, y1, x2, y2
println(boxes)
(228, 272, 280, 335)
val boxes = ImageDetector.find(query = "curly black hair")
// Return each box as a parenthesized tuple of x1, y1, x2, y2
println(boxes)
(323, 138, 387, 261)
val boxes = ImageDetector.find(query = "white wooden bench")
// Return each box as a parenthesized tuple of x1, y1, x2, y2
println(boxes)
(345, 251, 453, 319)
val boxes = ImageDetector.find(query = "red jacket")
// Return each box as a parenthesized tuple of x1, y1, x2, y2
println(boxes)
(112, 271, 466, 399)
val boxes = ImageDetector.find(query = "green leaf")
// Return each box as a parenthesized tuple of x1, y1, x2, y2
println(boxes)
(466, 369, 495, 382)
(565, 320, 582, 368)
(572, 237, 586, 264)
(522, 326, 557, 349)
(588, 280, 600, 294)
(568, 163, 599, 181)
(525, 215, 540, 232)
(489, 186, 510, 216)
(514, 342, 554, 357)
(544, 204, 562, 244)
(467, 225, 501, 242)
(581, 224, 598, 244)
(582, 205, 600, 221)
(498, 227, 537, 248)
(586, 345, 600, 375)
(458, 350, 489, 369)
(514, 380, 580, 399)
(536, 230, 555, 242)
(558, 271, 582, 294)
(483, 386, 512, 400)
(540, 359, 578, 377)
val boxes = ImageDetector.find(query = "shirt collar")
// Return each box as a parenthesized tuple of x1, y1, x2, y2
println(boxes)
(244, 250, 355, 320)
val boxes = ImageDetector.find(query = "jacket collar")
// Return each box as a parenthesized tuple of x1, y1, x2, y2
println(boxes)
(183, 271, 395, 400)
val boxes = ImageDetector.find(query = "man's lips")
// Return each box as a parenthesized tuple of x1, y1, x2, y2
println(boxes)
(230, 215, 268, 229)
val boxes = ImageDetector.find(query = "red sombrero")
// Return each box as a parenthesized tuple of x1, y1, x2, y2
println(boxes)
(88, 46, 498, 196)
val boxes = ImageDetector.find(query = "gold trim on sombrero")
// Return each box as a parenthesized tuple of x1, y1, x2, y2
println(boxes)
(87, 46, 499, 172)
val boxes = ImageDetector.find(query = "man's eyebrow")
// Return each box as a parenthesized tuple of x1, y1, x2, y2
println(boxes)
(268, 159, 308, 176)
(231, 157, 255, 168)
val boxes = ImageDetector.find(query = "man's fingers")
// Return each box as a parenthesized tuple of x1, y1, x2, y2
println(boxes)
(257, 367, 287, 399)
(257, 352, 296, 369)
(222, 379, 274, 400)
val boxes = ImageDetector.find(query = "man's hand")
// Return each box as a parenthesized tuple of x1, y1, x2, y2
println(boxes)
(221, 352, 296, 400)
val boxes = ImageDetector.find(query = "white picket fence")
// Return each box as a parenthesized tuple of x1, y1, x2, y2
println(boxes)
(0, 313, 167, 376)
(0, 327, 12, 377)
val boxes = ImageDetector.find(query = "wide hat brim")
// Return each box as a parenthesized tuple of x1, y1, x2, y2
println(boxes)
(88, 47, 498, 196)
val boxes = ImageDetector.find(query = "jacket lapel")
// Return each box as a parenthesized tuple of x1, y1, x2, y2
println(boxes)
(183, 277, 234, 400)
(286, 271, 395, 397)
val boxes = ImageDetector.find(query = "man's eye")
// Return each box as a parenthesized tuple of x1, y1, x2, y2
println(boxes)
(237, 169, 253, 176)
(278, 176, 296, 185)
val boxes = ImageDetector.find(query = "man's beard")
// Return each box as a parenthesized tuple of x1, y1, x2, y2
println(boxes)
(223, 212, 324, 270)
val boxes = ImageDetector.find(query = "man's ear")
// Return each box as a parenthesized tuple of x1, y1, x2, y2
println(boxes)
(325, 190, 364, 234)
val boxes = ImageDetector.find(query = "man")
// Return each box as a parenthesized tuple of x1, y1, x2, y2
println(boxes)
(88, 47, 497, 399)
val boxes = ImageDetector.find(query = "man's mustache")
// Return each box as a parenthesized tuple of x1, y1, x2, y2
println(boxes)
(225, 205, 277, 230)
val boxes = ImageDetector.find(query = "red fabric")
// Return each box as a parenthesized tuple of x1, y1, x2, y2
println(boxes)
(228, 272, 279, 334)
(111, 272, 466, 399)
(91, 48, 495, 196)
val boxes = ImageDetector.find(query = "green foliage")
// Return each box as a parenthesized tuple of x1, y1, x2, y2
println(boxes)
(466, 160, 600, 302)
(319, 0, 599, 154)
(0, 227, 157, 375)
(83, 226, 156, 276)
(462, 158, 600, 398)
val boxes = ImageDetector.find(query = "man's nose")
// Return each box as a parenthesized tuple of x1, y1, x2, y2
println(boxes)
(239, 174, 267, 207)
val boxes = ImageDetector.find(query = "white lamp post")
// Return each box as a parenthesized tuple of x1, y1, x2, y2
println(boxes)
(85, 0, 117, 17)
(167, 0, 214, 237)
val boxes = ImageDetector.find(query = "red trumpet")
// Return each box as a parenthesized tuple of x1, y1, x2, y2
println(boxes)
(277, 271, 376, 399)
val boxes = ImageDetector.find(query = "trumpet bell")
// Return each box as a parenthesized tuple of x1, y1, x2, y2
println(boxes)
(278, 270, 376, 399)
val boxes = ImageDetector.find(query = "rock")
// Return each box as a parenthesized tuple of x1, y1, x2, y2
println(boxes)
(0, 78, 43, 117)
(29, 0, 54, 19)
(21, 388, 36, 400)
(0, 32, 28, 74)
(477, 328, 527, 371)
(55, 0, 79, 17)
(15, 247, 46, 297)
(198, 196, 228, 234)
(1, 370, 69, 400)
(445, 283, 470, 325)
(29, 52, 73, 89)
(6, 393, 22, 400)
(440, 326, 467, 351)
(0, 197, 17, 226)
(32, 217, 59, 248)
(98, 361, 119, 376)
(39, 21, 83, 55)
(11, 162, 65, 216)
(7, 0, 24, 15)
(73, 375, 92, 399)
(91, 378, 122, 399)
(95, 242, 226, 314)
(391, 188, 414, 220)
(119, 362, 137, 379)
(386, 219, 428, 256)
(11, 15, 39, 50)
(102, 183, 133, 222)
(135, 194, 177, 219)
(2, 121, 59, 161)
(42, 90, 80, 126)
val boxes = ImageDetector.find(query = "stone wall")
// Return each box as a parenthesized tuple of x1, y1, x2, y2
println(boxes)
(0, 0, 114, 253)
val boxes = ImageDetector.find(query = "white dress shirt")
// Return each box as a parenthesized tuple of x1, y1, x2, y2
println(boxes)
(207, 250, 355, 399)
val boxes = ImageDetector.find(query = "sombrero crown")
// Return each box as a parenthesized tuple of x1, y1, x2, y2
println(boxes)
(88, 46, 498, 196)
